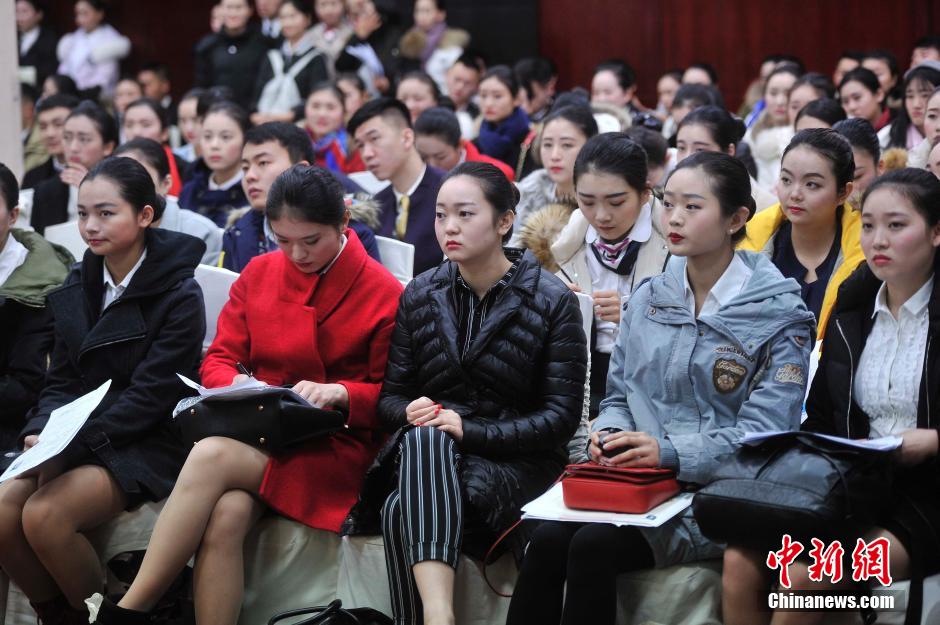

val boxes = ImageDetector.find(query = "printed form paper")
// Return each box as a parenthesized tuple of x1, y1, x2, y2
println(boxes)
(0, 380, 112, 483)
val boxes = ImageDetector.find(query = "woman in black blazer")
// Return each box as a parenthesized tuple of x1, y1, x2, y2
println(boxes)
(16, 0, 59, 88)
(0, 157, 205, 624)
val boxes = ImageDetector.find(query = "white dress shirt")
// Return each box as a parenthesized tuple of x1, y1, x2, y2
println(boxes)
(0, 234, 30, 286)
(855, 278, 932, 437)
(208, 170, 244, 191)
(683, 253, 753, 318)
(102, 249, 147, 311)
(585, 201, 654, 353)
(20, 27, 40, 56)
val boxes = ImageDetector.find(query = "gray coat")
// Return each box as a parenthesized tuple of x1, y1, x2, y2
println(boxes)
(594, 250, 815, 566)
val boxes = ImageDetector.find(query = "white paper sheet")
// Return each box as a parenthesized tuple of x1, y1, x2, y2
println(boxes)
(173, 374, 317, 417)
(521, 483, 693, 528)
(0, 380, 112, 483)
(739, 430, 902, 452)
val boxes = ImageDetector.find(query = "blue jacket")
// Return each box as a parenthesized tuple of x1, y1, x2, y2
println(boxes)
(221, 208, 381, 272)
(177, 162, 250, 228)
(595, 250, 815, 566)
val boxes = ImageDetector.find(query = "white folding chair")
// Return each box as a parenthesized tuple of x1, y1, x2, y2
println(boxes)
(194, 264, 239, 351)
(575, 291, 594, 357)
(43, 221, 87, 260)
(347, 171, 390, 195)
(375, 236, 415, 285)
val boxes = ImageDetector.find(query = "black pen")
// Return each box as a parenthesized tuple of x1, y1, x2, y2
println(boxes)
(235, 362, 252, 377)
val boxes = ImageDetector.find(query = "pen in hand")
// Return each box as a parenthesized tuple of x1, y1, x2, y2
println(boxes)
(235, 362, 252, 377)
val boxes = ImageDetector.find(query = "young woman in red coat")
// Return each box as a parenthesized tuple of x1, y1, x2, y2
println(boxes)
(95, 165, 403, 625)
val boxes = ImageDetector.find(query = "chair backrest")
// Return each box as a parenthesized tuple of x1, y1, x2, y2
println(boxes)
(375, 236, 414, 285)
(347, 171, 390, 195)
(194, 264, 240, 350)
(43, 220, 87, 260)
(575, 292, 593, 357)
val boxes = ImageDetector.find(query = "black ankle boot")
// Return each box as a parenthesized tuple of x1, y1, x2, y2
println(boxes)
(30, 596, 88, 625)
(90, 596, 152, 625)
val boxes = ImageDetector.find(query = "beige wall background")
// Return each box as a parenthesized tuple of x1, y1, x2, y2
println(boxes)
(0, 2, 24, 181)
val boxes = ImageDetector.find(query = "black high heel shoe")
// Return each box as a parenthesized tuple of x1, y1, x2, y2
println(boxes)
(87, 595, 153, 625)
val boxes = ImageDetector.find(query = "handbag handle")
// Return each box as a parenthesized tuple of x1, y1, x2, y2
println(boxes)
(268, 600, 349, 625)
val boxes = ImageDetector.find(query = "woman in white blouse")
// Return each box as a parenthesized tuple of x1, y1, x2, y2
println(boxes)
(722, 167, 940, 625)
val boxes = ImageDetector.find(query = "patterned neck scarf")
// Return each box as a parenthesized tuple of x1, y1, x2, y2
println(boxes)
(590, 237, 642, 276)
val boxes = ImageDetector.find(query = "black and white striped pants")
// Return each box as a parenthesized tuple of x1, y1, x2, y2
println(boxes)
(381, 426, 463, 625)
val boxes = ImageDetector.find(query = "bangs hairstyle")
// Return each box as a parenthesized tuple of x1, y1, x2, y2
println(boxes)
(266, 164, 346, 227)
(245, 122, 316, 164)
(574, 132, 648, 192)
(442, 161, 520, 243)
(114, 137, 171, 180)
(833, 118, 880, 164)
(861, 167, 940, 227)
(67, 101, 119, 147)
(782, 128, 856, 193)
(665, 151, 756, 245)
(82, 156, 166, 221)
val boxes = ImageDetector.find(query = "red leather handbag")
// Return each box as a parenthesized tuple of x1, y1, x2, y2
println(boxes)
(561, 463, 680, 514)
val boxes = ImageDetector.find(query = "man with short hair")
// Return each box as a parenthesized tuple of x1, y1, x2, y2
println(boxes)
(137, 62, 176, 125)
(349, 98, 445, 276)
(222, 121, 379, 271)
(445, 50, 484, 139)
(414, 106, 514, 180)
(21, 93, 80, 190)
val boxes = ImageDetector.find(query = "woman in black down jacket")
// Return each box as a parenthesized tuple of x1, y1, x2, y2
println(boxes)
(345, 161, 587, 625)
(0, 157, 205, 624)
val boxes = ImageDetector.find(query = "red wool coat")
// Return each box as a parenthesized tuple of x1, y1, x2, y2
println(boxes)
(201, 230, 403, 532)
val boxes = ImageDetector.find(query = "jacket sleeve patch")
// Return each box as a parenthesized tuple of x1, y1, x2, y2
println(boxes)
(774, 363, 805, 386)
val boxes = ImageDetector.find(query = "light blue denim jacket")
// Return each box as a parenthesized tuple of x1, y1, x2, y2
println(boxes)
(594, 250, 815, 566)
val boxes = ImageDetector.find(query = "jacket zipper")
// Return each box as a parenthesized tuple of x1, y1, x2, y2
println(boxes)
(836, 319, 854, 438)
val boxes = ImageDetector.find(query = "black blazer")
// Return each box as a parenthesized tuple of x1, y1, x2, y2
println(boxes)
(30, 176, 71, 236)
(194, 28, 270, 110)
(345, 250, 587, 551)
(19, 26, 59, 88)
(22, 229, 206, 501)
(373, 166, 446, 276)
(21, 158, 56, 191)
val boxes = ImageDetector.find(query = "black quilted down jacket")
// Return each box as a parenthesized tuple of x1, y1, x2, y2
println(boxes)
(342, 249, 587, 549)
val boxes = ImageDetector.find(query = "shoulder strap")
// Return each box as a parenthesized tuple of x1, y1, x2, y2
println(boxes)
(267, 49, 285, 75)
(284, 48, 323, 79)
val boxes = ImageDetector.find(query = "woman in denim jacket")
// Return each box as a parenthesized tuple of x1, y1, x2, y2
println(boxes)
(507, 151, 815, 625)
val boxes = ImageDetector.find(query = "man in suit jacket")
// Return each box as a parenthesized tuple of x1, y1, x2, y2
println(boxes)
(349, 98, 445, 276)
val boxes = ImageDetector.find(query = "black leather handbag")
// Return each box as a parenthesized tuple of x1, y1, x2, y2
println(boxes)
(175, 389, 347, 453)
(267, 600, 392, 625)
(691, 431, 895, 550)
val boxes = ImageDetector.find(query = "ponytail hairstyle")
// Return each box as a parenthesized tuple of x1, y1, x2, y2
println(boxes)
(666, 151, 756, 245)
(114, 137, 171, 180)
(861, 167, 940, 227)
(574, 132, 648, 194)
(833, 117, 881, 165)
(790, 72, 837, 101)
(480, 65, 520, 99)
(124, 97, 169, 131)
(677, 105, 746, 152)
(782, 128, 856, 195)
(203, 101, 250, 135)
(593, 59, 637, 92)
(442, 161, 520, 243)
(838, 67, 883, 101)
(266, 164, 346, 227)
(794, 98, 847, 129)
(82, 156, 166, 221)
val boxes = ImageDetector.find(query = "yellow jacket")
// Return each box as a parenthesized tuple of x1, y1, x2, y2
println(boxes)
(737, 202, 864, 339)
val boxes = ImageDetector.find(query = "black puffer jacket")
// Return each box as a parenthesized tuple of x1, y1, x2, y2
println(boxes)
(343, 249, 587, 550)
